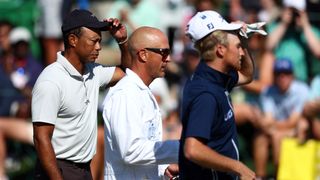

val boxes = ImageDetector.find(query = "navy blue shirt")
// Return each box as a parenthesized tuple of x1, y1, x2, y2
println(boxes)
(179, 61, 239, 180)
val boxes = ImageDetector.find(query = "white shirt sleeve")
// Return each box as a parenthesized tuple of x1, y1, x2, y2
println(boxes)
(96, 65, 115, 87)
(32, 81, 60, 124)
(106, 91, 179, 165)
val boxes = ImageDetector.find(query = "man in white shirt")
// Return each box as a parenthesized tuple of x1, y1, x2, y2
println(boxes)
(32, 9, 130, 180)
(102, 26, 179, 180)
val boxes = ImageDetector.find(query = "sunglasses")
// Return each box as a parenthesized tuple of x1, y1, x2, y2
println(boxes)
(145, 48, 171, 60)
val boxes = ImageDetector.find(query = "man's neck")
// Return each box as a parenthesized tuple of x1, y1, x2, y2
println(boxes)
(62, 51, 85, 74)
(130, 65, 152, 86)
(205, 58, 229, 75)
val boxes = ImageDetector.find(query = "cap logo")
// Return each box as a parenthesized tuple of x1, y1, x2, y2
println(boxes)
(207, 23, 214, 30)
(200, 15, 207, 19)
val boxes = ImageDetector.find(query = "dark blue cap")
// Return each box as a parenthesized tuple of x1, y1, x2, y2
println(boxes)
(61, 9, 110, 33)
(274, 58, 293, 73)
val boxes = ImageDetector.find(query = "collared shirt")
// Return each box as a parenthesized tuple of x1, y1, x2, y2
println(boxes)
(310, 75, 320, 99)
(103, 68, 179, 180)
(261, 80, 310, 121)
(179, 61, 239, 180)
(32, 51, 115, 163)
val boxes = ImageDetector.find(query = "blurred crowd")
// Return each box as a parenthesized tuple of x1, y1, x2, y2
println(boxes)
(0, 0, 320, 179)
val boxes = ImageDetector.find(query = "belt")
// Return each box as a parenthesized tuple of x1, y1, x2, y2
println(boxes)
(57, 159, 91, 169)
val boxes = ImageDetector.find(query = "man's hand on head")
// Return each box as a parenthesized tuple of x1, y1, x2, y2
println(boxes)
(104, 18, 128, 43)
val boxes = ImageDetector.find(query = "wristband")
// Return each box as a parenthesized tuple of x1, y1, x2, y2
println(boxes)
(117, 37, 128, 45)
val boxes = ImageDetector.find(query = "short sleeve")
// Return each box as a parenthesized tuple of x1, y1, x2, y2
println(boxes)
(95, 65, 115, 88)
(260, 89, 275, 114)
(185, 93, 217, 140)
(310, 75, 320, 99)
(292, 85, 310, 113)
(32, 81, 60, 124)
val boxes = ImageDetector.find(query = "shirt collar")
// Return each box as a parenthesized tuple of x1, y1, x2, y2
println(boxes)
(56, 51, 90, 79)
(125, 68, 149, 90)
(195, 60, 234, 88)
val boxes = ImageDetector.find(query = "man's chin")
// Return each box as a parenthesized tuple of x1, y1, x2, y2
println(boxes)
(89, 57, 98, 62)
(159, 72, 166, 78)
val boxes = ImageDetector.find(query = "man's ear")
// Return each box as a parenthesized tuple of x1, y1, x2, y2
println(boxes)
(216, 44, 225, 58)
(68, 34, 78, 47)
(137, 49, 148, 62)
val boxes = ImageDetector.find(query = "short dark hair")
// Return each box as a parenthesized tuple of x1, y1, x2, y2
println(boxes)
(62, 27, 82, 49)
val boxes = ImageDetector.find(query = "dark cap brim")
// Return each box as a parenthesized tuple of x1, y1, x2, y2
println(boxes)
(84, 21, 110, 31)
(62, 21, 110, 33)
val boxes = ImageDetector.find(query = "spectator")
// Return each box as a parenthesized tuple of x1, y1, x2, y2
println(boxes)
(303, 75, 320, 139)
(253, 58, 310, 178)
(258, 0, 281, 23)
(179, 10, 256, 179)
(32, 9, 129, 180)
(266, 0, 320, 82)
(0, 27, 43, 118)
(0, 117, 33, 180)
(0, 25, 42, 179)
(36, 0, 64, 65)
(0, 21, 14, 117)
(106, 0, 160, 37)
(0, 20, 13, 59)
(102, 26, 179, 180)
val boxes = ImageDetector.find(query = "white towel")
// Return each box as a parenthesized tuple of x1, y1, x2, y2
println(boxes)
(239, 22, 267, 38)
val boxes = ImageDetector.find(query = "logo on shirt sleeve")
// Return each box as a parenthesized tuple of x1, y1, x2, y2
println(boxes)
(224, 109, 233, 121)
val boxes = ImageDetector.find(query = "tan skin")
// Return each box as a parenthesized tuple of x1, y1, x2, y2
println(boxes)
(33, 18, 129, 180)
(128, 27, 178, 178)
(129, 27, 170, 86)
(184, 32, 256, 180)
(303, 98, 320, 139)
(254, 72, 304, 176)
(206, 33, 254, 86)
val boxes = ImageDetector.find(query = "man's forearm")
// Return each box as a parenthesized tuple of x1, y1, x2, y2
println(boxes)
(34, 136, 63, 180)
(266, 22, 287, 50)
(36, 142, 63, 179)
(118, 41, 131, 69)
(184, 137, 242, 174)
(184, 137, 256, 179)
(237, 48, 254, 86)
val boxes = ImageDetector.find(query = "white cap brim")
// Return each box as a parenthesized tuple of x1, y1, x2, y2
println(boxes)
(186, 11, 242, 42)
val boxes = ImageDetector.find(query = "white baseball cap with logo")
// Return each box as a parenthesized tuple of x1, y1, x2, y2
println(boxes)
(185, 10, 242, 42)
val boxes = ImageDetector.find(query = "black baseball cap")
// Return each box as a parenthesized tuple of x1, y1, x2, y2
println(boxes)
(61, 9, 110, 33)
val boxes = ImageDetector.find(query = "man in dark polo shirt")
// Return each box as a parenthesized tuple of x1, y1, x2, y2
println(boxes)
(179, 10, 256, 180)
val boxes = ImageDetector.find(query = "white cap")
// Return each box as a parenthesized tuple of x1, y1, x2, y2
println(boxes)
(186, 10, 242, 42)
(283, 0, 306, 11)
(9, 27, 31, 44)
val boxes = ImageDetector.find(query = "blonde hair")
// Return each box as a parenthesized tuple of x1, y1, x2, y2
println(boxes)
(194, 30, 229, 61)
